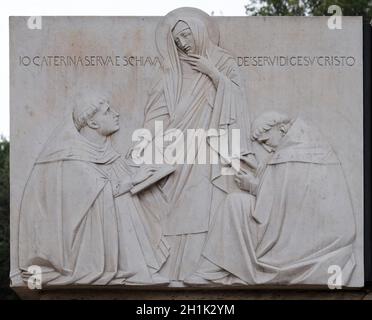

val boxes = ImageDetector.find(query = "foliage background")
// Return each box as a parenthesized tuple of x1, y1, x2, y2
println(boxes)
(245, 0, 371, 20)
(0, 137, 17, 299)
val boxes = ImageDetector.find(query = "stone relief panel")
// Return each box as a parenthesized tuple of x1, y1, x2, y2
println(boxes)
(10, 8, 364, 288)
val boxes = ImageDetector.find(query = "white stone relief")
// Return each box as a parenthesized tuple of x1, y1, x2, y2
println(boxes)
(135, 7, 256, 283)
(187, 112, 357, 286)
(10, 8, 363, 289)
(18, 93, 174, 286)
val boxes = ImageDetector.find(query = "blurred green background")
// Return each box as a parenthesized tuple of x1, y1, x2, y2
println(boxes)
(0, 137, 17, 299)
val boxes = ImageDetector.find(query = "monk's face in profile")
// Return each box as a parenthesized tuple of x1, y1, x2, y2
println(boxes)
(257, 125, 285, 151)
(91, 101, 120, 137)
(172, 21, 195, 55)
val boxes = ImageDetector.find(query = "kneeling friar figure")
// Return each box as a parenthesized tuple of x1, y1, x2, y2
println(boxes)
(187, 111, 356, 286)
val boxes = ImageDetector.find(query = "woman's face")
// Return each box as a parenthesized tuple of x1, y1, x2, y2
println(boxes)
(172, 21, 195, 55)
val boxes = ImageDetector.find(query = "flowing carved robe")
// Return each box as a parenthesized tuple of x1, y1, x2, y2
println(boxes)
(18, 119, 165, 285)
(199, 118, 356, 285)
(139, 17, 252, 280)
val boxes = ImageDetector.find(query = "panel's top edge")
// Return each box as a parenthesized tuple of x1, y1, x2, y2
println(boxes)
(8, 15, 364, 18)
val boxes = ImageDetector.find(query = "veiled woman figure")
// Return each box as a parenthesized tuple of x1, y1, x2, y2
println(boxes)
(135, 8, 255, 281)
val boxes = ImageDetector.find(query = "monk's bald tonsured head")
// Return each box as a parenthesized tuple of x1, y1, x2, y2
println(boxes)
(73, 94, 108, 131)
(251, 111, 292, 151)
(73, 93, 119, 137)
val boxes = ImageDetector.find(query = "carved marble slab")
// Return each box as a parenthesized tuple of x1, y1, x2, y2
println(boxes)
(10, 8, 364, 290)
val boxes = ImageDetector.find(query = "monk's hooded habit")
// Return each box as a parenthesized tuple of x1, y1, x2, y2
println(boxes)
(199, 118, 356, 285)
(18, 118, 166, 285)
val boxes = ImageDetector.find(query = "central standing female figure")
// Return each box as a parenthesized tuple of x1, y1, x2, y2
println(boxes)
(137, 8, 254, 282)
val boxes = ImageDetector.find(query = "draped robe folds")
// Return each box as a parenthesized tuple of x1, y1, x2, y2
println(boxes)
(18, 120, 166, 285)
(139, 17, 252, 280)
(198, 118, 356, 285)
